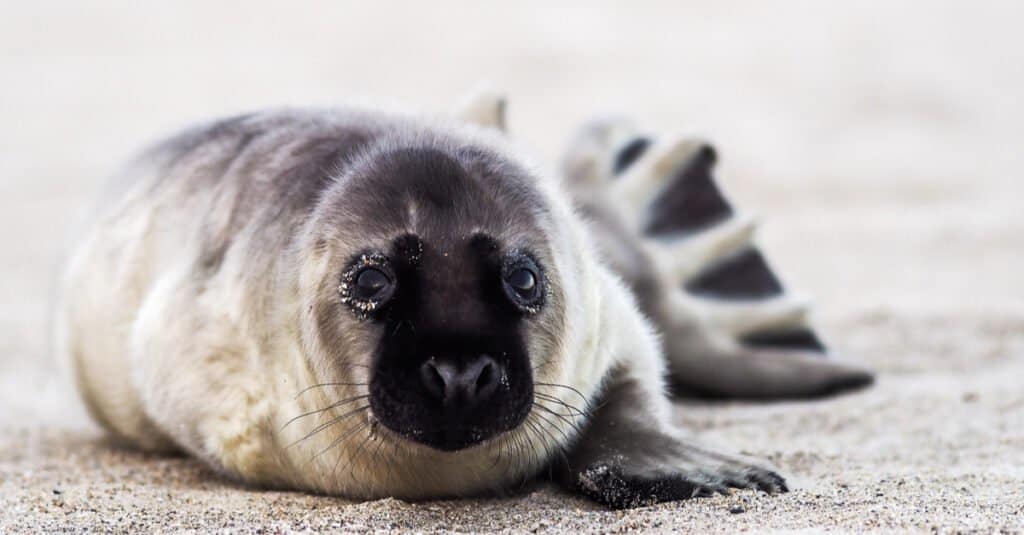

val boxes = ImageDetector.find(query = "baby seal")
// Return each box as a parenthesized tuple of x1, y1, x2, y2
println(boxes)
(57, 95, 870, 508)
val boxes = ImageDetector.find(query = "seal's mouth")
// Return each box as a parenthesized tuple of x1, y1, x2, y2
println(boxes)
(368, 341, 534, 451)
(390, 423, 498, 452)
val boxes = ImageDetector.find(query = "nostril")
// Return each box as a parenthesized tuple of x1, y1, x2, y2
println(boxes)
(475, 361, 494, 395)
(471, 356, 501, 400)
(420, 361, 447, 400)
(420, 356, 503, 406)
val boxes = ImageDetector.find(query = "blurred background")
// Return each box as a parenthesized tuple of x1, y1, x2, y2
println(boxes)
(3, 0, 1023, 425)
(1, 2, 1022, 530)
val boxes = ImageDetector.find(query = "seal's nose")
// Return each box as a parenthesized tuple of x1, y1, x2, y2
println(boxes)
(419, 355, 501, 408)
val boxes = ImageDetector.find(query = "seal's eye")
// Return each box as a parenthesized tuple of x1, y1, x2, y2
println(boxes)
(507, 268, 536, 295)
(340, 253, 396, 318)
(354, 268, 391, 300)
(502, 254, 545, 313)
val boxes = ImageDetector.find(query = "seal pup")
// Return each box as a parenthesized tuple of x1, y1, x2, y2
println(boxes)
(57, 93, 869, 508)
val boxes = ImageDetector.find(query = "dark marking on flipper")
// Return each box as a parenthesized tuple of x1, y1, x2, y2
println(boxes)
(644, 144, 733, 236)
(687, 247, 829, 356)
(741, 328, 827, 353)
(612, 137, 652, 175)
(560, 122, 874, 399)
(685, 248, 783, 300)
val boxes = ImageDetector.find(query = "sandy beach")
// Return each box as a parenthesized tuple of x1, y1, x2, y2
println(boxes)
(2, 2, 1022, 532)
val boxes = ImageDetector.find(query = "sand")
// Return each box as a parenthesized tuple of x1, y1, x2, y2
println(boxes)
(2, 2, 1023, 532)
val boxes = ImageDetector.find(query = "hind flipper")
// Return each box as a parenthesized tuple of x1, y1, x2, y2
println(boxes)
(658, 292, 871, 398)
(561, 119, 873, 399)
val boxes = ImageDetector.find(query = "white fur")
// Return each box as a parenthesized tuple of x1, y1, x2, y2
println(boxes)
(57, 102, 668, 499)
(610, 136, 708, 219)
(647, 214, 758, 282)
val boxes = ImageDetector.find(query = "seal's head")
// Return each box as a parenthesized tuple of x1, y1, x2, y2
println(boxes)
(338, 146, 556, 451)
(297, 131, 579, 477)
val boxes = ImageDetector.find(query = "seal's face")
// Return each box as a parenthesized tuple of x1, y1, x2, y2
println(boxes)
(311, 144, 563, 452)
(342, 233, 541, 450)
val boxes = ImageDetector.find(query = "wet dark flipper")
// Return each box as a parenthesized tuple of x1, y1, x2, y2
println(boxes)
(556, 375, 787, 509)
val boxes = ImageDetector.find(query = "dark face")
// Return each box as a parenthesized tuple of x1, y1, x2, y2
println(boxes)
(324, 146, 554, 452)
(342, 233, 543, 450)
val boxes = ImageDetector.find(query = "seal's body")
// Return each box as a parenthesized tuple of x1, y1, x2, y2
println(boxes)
(58, 100, 870, 508)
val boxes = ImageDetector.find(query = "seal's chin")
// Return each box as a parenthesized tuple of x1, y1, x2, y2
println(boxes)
(368, 393, 534, 452)
(392, 423, 503, 452)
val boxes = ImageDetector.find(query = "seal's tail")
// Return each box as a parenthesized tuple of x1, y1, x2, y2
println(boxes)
(560, 118, 873, 399)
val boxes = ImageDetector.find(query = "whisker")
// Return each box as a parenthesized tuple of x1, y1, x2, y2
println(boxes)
(533, 403, 586, 437)
(310, 419, 370, 464)
(533, 382, 589, 406)
(536, 414, 577, 473)
(486, 435, 506, 472)
(509, 422, 528, 477)
(286, 404, 371, 449)
(340, 429, 376, 482)
(525, 416, 572, 477)
(524, 416, 548, 471)
(533, 392, 588, 418)
(499, 427, 526, 481)
(528, 411, 576, 473)
(532, 405, 573, 438)
(281, 394, 370, 430)
(363, 431, 389, 493)
(294, 382, 369, 399)
(379, 435, 398, 486)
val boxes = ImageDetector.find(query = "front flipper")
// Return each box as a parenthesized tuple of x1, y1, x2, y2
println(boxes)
(558, 377, 787, 509)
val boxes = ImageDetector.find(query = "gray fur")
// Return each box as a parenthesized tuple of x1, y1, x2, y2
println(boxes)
(58, 99, 867, 509)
